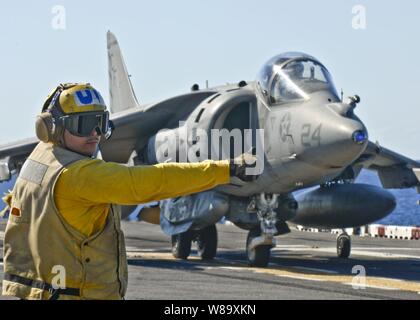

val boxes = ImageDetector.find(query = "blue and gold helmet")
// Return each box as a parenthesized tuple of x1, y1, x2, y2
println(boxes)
(37, 83, 112, 143)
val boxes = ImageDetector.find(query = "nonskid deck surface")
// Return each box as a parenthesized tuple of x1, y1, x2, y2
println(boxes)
(1, 221, 419, 299)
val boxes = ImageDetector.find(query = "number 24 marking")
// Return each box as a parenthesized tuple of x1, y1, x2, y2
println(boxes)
(301, 124, 322, 147)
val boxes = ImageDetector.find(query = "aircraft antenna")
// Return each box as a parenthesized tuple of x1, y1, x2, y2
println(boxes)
(341, 89, 344, 102)
(206, 80, 209, 89)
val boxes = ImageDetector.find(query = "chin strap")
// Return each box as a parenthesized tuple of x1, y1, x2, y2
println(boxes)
(91, 145, 101, 159)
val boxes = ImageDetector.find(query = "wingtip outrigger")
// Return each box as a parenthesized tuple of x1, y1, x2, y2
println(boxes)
(412, 168, 420, 205)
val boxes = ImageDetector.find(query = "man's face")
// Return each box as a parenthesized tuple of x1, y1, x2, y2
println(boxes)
(63, 129, 101, 156)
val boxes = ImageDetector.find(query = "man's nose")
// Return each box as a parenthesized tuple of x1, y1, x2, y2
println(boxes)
(90, 127, 101, 137)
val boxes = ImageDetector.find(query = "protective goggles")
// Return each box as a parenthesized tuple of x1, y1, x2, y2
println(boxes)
(60, 111, 112, 138)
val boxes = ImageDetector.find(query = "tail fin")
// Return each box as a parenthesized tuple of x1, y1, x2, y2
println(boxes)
(107, 31, 140, 113)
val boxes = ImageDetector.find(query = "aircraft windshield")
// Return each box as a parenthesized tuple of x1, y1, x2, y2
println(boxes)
(256, 53, 339, 105)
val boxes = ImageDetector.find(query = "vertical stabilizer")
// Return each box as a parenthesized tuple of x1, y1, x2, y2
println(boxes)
(107, 31, 140, 113)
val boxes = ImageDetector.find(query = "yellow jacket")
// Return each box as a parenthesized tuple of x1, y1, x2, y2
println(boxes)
(54, 159, 230, 237)
(2, 142, 229, 300)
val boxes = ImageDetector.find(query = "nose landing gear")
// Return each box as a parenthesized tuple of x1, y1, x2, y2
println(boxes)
(246, 228, 273, 267)
(246, 193, 279, 267)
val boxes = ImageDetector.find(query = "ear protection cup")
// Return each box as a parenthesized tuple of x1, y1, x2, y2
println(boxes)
(35, 112, 64, 144)
(35, 112, 54, 142)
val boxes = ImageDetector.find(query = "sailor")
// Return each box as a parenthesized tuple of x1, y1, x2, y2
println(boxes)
(1, 83, 256, 300)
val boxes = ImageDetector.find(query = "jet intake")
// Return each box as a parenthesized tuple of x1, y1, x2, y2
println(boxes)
(291, 183, 396, 229)
(0, 159, 11, 182)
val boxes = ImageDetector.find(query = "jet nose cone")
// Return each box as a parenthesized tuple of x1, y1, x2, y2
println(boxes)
(298, 115, 368, 169)
(327, 119, 368, 167)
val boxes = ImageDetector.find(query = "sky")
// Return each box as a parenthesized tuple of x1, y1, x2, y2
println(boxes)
(0, 0, 419, 158)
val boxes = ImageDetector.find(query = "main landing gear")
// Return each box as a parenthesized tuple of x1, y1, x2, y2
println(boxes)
(336, 231, 351, 258)
(171, 224, 218, 260)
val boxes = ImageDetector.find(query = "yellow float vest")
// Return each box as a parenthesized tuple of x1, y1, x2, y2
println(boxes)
(2, 142, 127, 300)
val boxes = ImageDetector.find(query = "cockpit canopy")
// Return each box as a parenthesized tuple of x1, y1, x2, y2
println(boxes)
(256, 52, 339, 106)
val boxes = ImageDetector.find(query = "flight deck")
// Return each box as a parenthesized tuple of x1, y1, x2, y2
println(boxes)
(1, 220, 419, 300)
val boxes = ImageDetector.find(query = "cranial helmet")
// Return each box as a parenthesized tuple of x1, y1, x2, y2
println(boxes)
(35, 83, 112, 144)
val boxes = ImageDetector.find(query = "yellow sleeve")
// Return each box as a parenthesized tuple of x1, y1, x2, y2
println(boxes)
(56, 159, 230, 205)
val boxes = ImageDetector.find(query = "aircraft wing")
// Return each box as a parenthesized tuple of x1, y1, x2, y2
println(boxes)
(0, 137, 39, 181)
(353, 140, 420, 189)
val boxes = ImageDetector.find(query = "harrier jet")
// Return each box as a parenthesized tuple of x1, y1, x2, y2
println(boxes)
(1, 31, 419, 267)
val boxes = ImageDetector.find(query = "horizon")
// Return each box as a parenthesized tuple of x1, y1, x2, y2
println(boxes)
(0, 1, 419, 159)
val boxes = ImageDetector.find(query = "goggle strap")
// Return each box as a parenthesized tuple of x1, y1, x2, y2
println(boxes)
(42, 83, 83, 113)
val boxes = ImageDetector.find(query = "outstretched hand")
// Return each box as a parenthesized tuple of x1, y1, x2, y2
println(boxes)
(229, 153, 260, 182)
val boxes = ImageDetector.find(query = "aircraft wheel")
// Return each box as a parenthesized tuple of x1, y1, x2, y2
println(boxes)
(196, 225, 218, 260)
(246, 228, 271, 267)
(337, 233, 351, 258)
(171, 231, 192, 259)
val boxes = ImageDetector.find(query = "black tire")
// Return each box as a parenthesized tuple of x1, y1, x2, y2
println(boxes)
(246, 228, 271, 267)
(337, 234, 351, 258)
(196, 225, 218, 260)
(171, 231, 192, 259)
